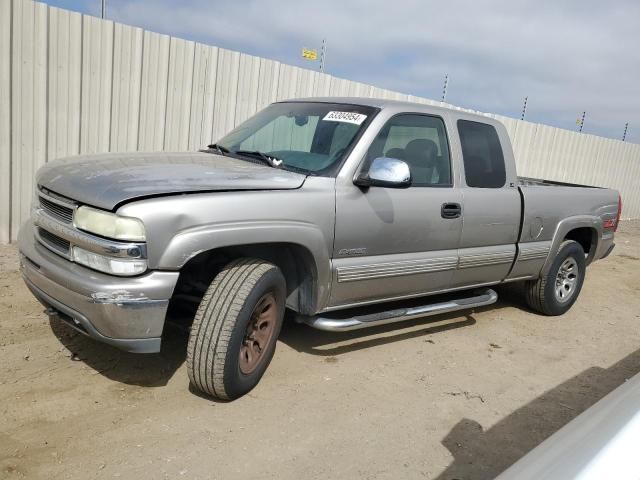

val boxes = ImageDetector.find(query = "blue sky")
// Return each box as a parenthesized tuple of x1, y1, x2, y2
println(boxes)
(44, 0, 639, 142)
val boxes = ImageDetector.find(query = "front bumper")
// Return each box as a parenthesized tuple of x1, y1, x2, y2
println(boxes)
(18, 220, 179, 353)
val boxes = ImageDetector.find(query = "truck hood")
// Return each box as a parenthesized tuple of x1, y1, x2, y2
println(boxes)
(36, 152, 307, 210)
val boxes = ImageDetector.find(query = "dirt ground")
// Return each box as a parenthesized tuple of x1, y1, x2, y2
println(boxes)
(1, 222, 639, 480)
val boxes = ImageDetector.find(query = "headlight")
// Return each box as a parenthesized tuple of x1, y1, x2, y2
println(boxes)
(72, 246, 147, 276)
(74, 206, 146, 241)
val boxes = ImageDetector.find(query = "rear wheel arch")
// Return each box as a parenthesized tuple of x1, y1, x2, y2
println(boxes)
(541, 216, 602, 276)
(563, 226, 598, 264)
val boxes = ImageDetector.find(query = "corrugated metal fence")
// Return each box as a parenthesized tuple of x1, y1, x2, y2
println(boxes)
(1, 0, 639, 242)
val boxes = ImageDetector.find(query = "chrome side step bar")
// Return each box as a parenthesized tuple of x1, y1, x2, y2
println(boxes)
(297, 288, 498, 332)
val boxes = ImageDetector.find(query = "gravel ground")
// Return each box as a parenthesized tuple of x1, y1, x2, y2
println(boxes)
(1, 221, 639, 480)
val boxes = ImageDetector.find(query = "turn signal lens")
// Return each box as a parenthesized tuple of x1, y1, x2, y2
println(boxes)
(72, 246, 147, 276)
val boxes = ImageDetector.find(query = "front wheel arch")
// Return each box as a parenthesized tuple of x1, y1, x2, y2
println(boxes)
(167, 242, 321, 336)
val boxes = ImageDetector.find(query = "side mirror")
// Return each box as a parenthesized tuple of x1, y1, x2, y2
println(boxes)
(355, 157, 412, 189)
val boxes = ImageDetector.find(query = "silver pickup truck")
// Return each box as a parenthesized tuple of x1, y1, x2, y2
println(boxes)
(18, 98, 621, 400)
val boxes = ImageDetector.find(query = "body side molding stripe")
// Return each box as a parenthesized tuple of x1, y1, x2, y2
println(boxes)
(517, 241, 551, 261)
(337, 257, 458, 283)
(336, 244, 541, 283)
(457, 251, 514, 269)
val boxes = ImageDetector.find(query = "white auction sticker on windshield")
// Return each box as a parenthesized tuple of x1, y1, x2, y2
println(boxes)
(322, 111, 367, 125)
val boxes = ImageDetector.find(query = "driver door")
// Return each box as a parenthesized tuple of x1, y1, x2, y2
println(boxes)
(330, 113, 463, 308)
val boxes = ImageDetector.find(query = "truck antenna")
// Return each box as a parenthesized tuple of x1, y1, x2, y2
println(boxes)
(441, 74, 449, 103)
(578, 111, 586, 133)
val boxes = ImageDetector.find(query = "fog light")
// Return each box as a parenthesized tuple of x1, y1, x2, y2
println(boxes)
(72, 246, 147, 276)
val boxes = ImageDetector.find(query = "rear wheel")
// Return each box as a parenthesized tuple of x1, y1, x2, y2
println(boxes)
(186, 258, 286, 400)
(525, 240, 586, 315)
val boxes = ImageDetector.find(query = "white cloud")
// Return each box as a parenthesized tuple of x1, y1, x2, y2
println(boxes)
(107, 0, 640, 140)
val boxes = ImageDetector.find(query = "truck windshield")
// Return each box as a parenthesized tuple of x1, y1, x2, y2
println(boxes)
(215, 102, 377, 175)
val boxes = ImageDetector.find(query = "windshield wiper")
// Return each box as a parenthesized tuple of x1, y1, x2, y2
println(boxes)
(233, 150, 284, 168)
(206, 144, 230, 156)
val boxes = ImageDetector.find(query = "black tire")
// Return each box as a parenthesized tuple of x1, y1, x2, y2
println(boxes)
(525, 240, 586, 315)
(187, 258, 286, 400)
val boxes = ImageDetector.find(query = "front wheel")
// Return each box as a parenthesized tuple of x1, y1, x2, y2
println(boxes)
(186, 258, 286, 400)
(525, 240, 586, 315)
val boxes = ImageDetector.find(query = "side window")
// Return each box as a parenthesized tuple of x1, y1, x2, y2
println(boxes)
(366, 114, 451, 186)
(457, 120, 506, 188)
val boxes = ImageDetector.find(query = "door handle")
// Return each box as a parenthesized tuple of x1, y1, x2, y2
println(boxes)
(441, 202, 462, 219)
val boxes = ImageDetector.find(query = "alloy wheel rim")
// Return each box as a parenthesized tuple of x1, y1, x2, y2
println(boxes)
(554, 258, 579, 303)
(239, 292, 277, 375)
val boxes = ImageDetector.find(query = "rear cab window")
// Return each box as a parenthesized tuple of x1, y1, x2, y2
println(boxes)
(457, 120, 506, 188)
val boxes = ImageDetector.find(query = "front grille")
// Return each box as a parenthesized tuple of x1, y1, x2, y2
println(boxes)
(38, 228, 71, 256)
(39, 195, 74, 223)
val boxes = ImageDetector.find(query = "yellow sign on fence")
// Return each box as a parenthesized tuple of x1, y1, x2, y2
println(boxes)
(302, 48, 317, 60)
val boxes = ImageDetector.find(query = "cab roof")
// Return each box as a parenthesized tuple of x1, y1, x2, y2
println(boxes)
(283, 96, 493, 123)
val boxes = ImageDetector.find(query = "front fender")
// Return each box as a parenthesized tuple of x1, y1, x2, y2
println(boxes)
(115, 178, 337, 312)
